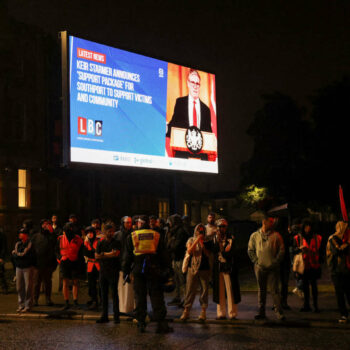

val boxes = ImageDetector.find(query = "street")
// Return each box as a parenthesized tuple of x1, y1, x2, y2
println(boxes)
(1, 263, 349, 349)
(0, 318, 349, 350)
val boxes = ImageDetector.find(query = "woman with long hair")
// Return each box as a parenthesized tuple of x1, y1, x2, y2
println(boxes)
(326, 221, 350, 323)
(180, 223, 211, 321)
(293, 219, 322, 312)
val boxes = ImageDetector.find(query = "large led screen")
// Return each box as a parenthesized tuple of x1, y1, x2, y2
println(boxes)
(68, 35, 218, 173)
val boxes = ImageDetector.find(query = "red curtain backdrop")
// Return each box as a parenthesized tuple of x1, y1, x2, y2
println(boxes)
(166, 63, 217, 137)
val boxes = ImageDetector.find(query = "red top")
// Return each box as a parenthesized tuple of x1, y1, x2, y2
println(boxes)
(295, 234, 322, 270)
(58, 234, 83, 263)
(84, 239, 100, 272)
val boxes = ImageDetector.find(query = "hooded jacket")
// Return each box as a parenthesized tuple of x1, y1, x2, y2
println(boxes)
(327, 221, 350, 274)
(31, 228, 57, 269)
(13, 239, 35, 268)
(248, 228, 285, 270)
(166, 214, 188, 261)
(185, 224, 210, 274)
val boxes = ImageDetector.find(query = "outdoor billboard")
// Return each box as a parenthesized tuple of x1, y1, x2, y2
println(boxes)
(62, 34, 218, 173)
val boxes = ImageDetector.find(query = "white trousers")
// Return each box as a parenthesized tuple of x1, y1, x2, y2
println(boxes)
(217, 272, 237, 318)
(118, 271, 135, 313)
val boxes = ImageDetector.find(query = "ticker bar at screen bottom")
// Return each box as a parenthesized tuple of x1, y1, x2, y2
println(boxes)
(70, 148, 218, 173)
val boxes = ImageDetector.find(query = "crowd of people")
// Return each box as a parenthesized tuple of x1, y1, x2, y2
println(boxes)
(0, 211, 349, 333)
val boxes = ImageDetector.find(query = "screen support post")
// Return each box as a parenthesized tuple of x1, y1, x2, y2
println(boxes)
(60, 31, 69, 166)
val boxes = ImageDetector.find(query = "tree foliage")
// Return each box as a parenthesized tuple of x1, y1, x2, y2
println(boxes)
(241, 77, 350, 211)
(241, 92, 310, 202)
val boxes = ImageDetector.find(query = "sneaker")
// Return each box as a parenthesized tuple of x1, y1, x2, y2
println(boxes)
(338, 316, 347, 324)
(88, 301, 98, 310)
(198, 309, 206, 322)
(254, 313, 266, 320)
(72, 301, 80, 310)
(282, 303, 291, 310)
(16, 306, 25, 312)
(177, 300, 184, 308)
(156, 321, 173, 334)
(138, 322, 146, 333)
(180, 308, 190, 321)
(22, 307, 31, 313)
(167, 297, 181, 306)
(276, 313, 286, 321)
(292, 287, 304, 298)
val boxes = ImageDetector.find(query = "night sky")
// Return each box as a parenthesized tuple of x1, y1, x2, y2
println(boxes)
(5, 0, 350, 193)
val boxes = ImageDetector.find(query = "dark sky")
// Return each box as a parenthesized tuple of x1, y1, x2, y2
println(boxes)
(5, 0, 350, 193)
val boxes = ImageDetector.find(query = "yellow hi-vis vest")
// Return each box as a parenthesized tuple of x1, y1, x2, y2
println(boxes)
(131, 229, 160, 256)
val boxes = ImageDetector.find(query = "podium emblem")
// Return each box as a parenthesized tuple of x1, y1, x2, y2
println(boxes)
(185, 126, 203, 154)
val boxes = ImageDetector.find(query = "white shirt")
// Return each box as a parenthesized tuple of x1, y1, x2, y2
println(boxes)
(188, 95, 201, 128)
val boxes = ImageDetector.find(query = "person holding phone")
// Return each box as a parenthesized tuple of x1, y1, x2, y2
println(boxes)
(180, 223, 211, 321)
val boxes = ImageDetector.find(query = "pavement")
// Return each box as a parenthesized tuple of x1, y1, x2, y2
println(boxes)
(1, 264, 349, 329)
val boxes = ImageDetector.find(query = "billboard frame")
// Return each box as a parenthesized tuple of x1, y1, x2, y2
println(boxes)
(60, 31, 219, 175)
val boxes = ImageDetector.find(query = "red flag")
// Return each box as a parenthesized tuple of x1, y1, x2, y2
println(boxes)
(339, 185, 348, 222)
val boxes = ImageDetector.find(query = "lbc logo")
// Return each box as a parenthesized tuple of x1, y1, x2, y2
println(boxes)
(78, 117, 103, 136)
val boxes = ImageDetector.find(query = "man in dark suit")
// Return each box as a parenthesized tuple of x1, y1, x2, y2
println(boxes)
(166, 70, 212, 138)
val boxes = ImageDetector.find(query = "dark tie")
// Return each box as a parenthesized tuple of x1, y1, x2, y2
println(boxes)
(193, 101, 197, 127)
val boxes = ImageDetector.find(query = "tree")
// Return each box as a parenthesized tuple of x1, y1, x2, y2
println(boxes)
(241, 92, 310, 203)
(307, 76, 350, 208)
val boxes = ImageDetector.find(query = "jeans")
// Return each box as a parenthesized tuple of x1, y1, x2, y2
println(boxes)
(99, 271, 119, 320)
(87, 266, 99, 302)
(33, 266, 55, 303)
(16, 267, 33, 308)
(254, 265, 283, 315)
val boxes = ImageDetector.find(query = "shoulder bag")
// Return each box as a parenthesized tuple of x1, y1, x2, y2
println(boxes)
(292, 234, 305, 275)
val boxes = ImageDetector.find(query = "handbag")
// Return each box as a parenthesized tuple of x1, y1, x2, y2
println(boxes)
(292, 235, 305, 275)
(313, 234, 322, 279)
(182, 252, 191, 273)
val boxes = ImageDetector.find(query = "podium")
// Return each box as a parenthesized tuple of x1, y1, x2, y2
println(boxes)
(169, 127, 217, 161)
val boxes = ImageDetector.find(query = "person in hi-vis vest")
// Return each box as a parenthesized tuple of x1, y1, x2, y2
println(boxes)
(122, 215, 173, 334)
(56, 222, 84, 310)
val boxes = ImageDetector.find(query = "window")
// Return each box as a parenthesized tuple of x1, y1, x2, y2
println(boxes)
(0, 174, 4, 208)
(18, 169, 30, 208)
(184, 201, 189, 216)
(158, 200, 169, 219)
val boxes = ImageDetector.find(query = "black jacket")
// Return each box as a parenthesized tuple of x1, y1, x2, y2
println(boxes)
(12, 240, 35, 268)
(122, 229, 171, 278)
(0, 230, 7, 260)
(166, 96, 212, 137)
(166, 225, 188, 261)
(206, 234, 241, 305)
(96, 237, 121, 276)
(31, 229, 57, 269)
